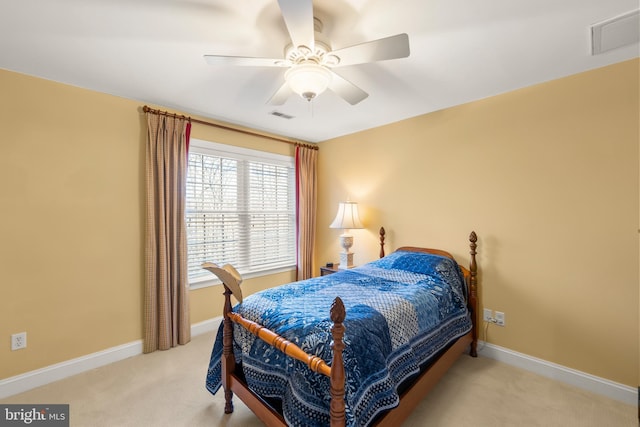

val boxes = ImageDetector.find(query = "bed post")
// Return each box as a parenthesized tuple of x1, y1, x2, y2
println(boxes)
(222, 286, 236, 413)
(329, 297, 346, 427)
(379, 227, 386, 258)
(468, 231, 478, 357)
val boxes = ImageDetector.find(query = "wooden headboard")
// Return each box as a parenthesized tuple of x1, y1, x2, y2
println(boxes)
(377, 227, 478, 281)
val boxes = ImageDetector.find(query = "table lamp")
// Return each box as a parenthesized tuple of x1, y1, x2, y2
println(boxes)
(329, 201, 363, 269)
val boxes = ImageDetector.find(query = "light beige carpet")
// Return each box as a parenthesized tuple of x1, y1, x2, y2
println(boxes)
(1, 330, 635, 426)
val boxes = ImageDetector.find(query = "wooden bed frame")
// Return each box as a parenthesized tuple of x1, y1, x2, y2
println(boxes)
(218, 228, 478, 426)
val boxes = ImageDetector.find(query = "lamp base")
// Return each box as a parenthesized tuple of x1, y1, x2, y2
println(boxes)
(338, 252, 355, 269)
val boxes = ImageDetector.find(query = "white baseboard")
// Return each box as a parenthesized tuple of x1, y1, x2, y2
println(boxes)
(478, 341, 637, 406)
(191, 316, 221, 337)
(0, 340, 143, 400)
(0, 318, 223, 400)
(1, 327, 635, 406)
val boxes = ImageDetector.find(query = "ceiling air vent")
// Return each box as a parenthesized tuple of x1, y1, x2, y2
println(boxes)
(269, 111, 295, 120)
(591, 9, 639, 55)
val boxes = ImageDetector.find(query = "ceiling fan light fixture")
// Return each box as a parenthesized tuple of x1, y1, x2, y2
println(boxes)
(285, 62, 332, 101)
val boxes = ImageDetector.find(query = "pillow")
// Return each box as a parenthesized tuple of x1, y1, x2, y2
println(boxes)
(369, 250, 454, 274)
(368, 250, 467, 300)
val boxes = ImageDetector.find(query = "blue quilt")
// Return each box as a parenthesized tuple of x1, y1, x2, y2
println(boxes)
(206, 250, 472, 426)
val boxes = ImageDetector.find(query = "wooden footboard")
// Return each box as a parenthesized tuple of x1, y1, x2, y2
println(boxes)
(224, 297, 347, 426)
(218, 230, 478, 426)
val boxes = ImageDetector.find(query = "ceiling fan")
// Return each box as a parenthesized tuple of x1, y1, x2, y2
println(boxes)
(204, 0, 410, 105)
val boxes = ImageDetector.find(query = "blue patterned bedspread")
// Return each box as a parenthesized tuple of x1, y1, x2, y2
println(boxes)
(206, 250, 472, 426)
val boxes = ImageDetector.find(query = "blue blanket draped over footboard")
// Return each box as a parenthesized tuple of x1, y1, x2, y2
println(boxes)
(206, 250, 472, 426)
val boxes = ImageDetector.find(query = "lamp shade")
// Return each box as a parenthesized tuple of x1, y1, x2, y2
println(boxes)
(329, 201, 363, 230)
(285, 62, 332, 101)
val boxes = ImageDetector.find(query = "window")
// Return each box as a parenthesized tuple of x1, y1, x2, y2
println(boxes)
(186, 139, 296, 287)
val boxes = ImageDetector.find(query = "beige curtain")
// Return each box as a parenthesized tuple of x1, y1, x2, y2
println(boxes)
(296, 145, 318, 280)
(144, 111, 191, 353)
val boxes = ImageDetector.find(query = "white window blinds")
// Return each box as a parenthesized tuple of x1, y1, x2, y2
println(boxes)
(186, 140, 296, 283)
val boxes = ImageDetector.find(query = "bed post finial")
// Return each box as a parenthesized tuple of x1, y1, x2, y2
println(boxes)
(330, 297, 346, 426)
(379, 227, 386, 258)
(468, 231, 478, 357)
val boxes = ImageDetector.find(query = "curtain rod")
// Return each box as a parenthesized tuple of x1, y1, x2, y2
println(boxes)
(142, 105, 318, 151)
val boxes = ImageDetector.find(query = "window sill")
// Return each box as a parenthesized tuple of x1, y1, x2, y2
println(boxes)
(189, 264, 296, 290)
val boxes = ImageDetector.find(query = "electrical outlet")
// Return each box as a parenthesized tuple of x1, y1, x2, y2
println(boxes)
(483, 308, 493, 322)
(494, 311, 505, 327)
(11, 332, 27, 350)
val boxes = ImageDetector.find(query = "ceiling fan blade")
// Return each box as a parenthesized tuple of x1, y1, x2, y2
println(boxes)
(277, 0, 315, 49)
(331, 33, 410, 67)
(328, 71, 369, 105)
(204, 55, 286, 67)
(267, 82, 293, 105)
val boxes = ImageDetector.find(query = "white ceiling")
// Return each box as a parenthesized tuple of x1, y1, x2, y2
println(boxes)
(1, 0, 638, 143)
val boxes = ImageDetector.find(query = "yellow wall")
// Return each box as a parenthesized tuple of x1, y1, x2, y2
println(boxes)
(316, 59, 639, 387)
(1, 59, 637, 389)
(0, 69, 295, 379)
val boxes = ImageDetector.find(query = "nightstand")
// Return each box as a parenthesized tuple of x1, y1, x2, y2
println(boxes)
(320, 264, 340, 276)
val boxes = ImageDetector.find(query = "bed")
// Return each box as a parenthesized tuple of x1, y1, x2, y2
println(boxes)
(204, 229, 478, 426)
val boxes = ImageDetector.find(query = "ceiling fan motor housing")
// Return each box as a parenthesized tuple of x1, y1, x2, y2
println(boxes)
(284, 40, 340, 68)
